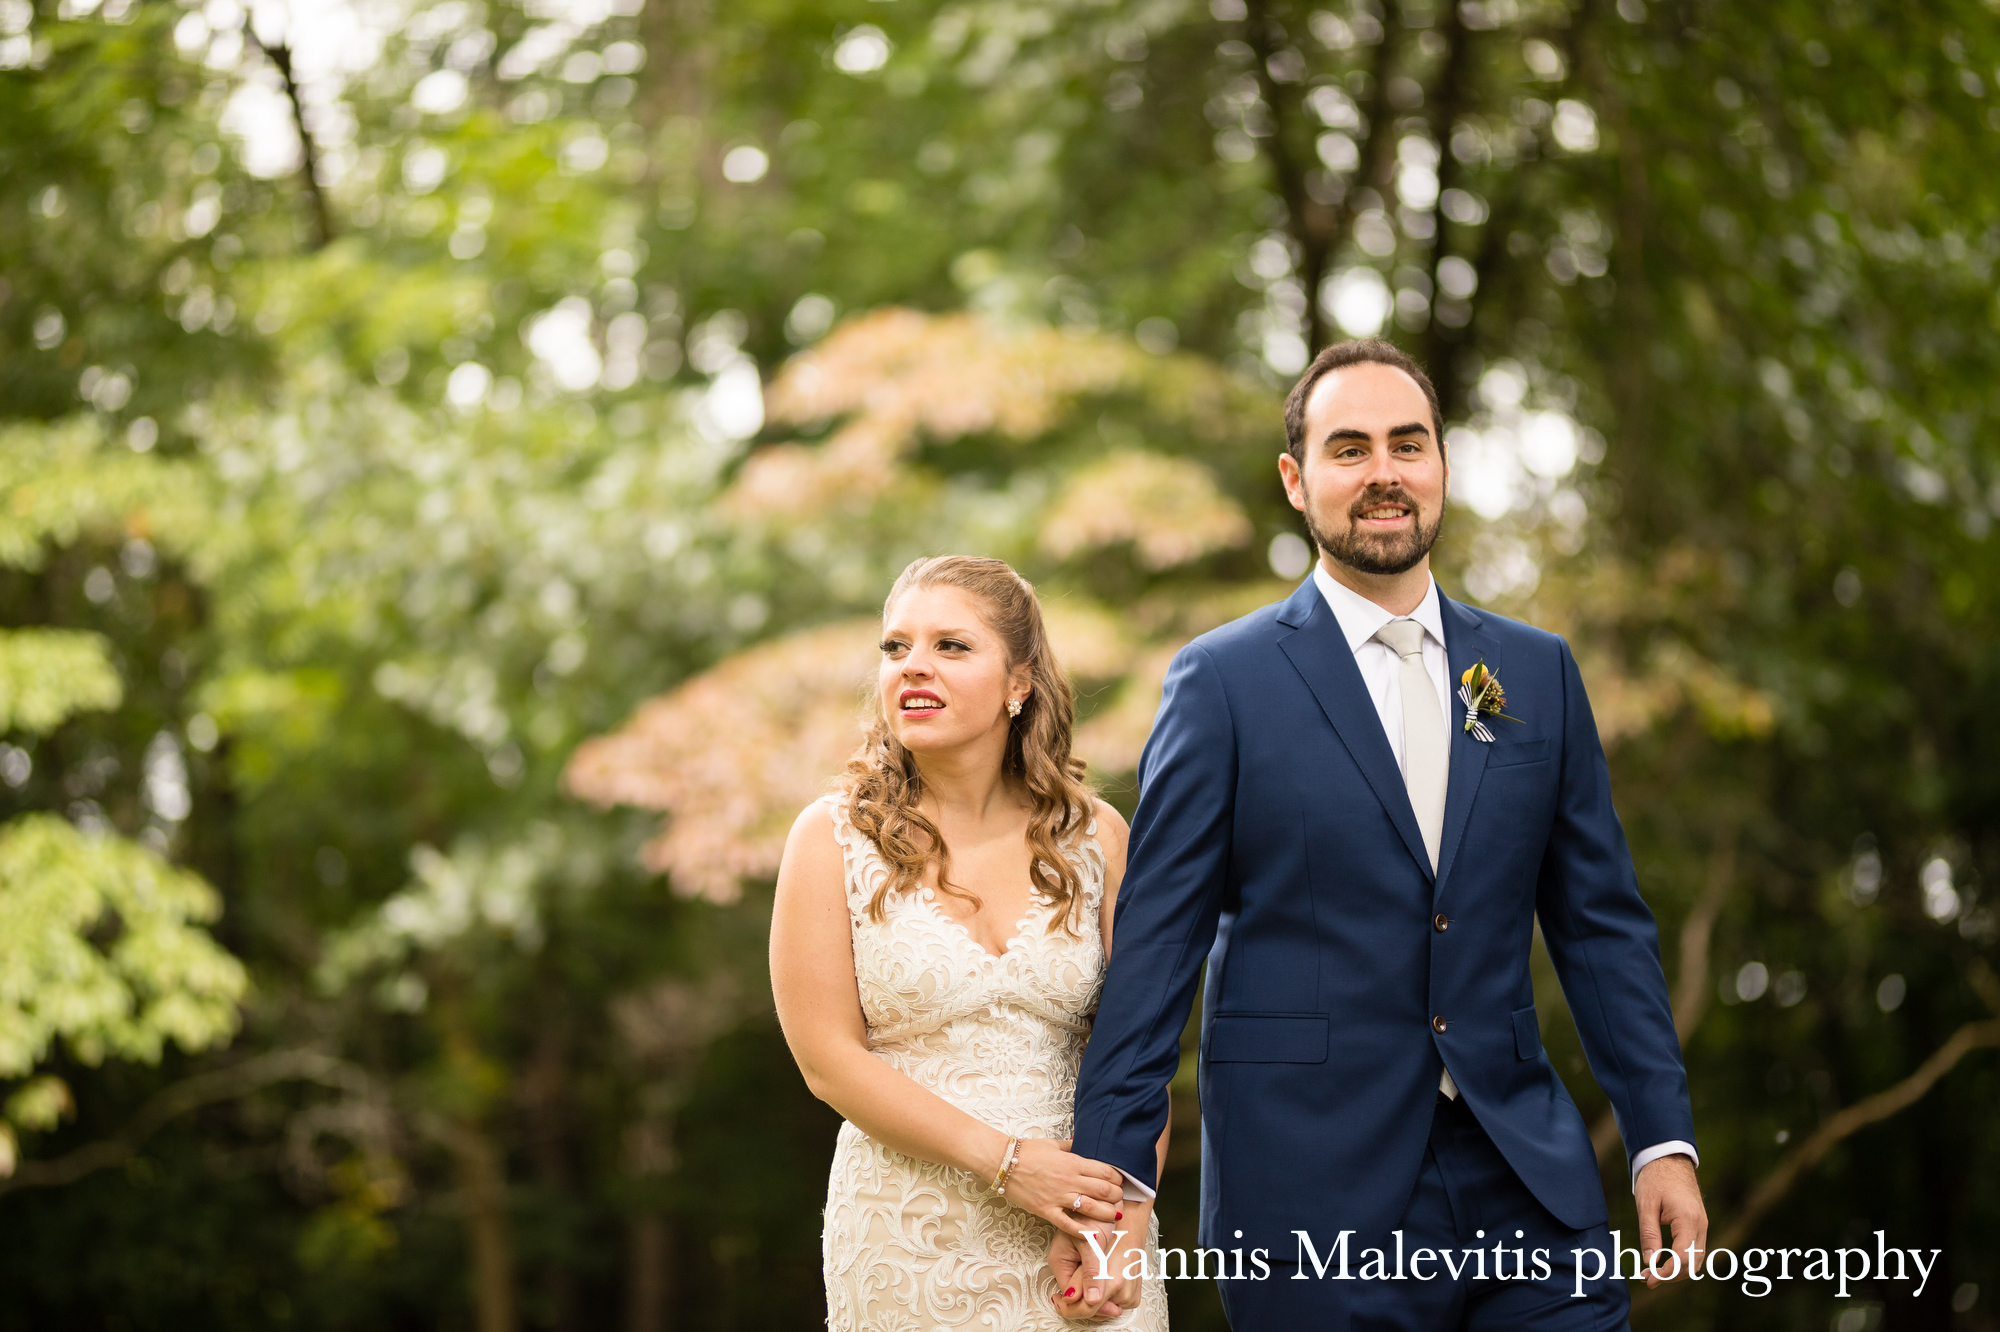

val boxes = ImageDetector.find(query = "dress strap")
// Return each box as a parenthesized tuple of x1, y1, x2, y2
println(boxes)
(822, 793, 883, 917)
(821, 791, 854, 851)
(1066, 805, 1107, 916)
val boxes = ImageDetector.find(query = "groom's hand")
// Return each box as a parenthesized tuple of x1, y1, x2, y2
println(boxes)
(1635, 1154, 1707, 1287)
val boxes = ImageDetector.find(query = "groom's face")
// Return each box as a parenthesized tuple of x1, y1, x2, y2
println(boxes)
(1278, 363, 1447, 578)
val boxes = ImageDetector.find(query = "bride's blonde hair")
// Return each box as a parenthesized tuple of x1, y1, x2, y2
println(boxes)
(842, 555, 1093, 932)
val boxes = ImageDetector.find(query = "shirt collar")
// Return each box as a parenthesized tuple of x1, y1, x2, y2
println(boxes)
(1311, 563, 1446, 656)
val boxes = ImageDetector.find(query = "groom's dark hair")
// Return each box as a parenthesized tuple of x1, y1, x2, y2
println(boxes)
(1283, 339, 1443, 466)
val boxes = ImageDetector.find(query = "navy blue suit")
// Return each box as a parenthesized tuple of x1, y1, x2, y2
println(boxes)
(1071, 578, 1694, 1278)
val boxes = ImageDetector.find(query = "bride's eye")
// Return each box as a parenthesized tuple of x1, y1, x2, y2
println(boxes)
(937, 638, 969, 652)
(880, 639, 908, 655)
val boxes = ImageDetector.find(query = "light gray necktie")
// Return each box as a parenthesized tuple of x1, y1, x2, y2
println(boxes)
(1376, 618, 1460, 1099)
(1374, 618, 1447, 873)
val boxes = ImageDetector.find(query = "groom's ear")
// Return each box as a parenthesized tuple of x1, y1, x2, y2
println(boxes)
(1278, 451, 1307, 512)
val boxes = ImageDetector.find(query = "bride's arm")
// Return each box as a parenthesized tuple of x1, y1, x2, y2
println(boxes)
(771, 802, 1124, 1239)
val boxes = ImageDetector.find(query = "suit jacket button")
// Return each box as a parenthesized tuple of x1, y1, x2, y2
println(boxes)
(1433, 913, 1449, 932)
(1431, 1015, 1448, 1033)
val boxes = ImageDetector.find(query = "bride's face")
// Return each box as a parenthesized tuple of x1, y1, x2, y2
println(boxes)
(877, 585, 1028, 755)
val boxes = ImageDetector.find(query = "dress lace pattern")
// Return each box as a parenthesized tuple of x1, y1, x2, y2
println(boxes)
(820, 795, 1168, 1332)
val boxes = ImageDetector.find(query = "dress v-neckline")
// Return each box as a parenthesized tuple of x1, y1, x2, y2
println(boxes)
(919, 886, 1041, 963)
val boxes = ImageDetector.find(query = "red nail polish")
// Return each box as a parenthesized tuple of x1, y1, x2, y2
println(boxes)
(1064, 1287, 1075, 1298)
(1115, 1211, 1123, 1220)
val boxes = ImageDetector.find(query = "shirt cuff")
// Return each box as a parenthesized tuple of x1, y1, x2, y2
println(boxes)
(1630, 1140, 1698, 1192)
(1115, 1167, 1157, 1203)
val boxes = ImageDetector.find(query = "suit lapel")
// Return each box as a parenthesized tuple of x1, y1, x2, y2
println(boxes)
(1274, 580, 1434, 880)
(1434, 590, 1500, 895)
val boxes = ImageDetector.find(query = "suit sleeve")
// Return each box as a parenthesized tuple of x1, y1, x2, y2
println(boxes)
(1535, 638, 1698, 1170)
(1070, 642, 1237, 1191)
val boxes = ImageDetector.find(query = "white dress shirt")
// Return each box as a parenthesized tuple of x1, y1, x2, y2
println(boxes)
(1312, 566, 1454, 777)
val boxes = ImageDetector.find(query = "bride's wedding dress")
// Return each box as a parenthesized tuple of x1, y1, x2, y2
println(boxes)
(820, 795, 1168, 1331)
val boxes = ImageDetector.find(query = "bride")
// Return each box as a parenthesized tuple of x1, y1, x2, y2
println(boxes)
(772, 555, 1167, 1329)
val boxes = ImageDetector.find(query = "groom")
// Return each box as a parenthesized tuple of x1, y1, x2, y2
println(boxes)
(1063, 340, 1705, 1328)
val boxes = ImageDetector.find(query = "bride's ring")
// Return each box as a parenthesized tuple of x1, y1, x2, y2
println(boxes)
(1072, 1194, 1085, 1211)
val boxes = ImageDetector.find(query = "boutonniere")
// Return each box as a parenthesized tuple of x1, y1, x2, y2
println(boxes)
(1458, 661, 1521, 742)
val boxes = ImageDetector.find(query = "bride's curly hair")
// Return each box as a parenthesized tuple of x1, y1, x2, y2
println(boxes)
(842, 555, 1094, 933)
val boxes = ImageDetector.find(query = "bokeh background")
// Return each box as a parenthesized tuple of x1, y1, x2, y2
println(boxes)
(4, 0, 1999, 1328)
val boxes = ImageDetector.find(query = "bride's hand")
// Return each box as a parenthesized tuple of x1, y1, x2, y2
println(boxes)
(1000, 1137, 1125, 1239)
(1049, 1204, 1149, 1322)
(1049, 1230, 1124, 1322)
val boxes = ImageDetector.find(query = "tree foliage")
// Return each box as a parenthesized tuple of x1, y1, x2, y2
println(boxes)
(2, 0, 1998, 1328)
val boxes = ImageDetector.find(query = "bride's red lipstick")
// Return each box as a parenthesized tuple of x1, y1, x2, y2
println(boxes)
(899, 688, 945, 715)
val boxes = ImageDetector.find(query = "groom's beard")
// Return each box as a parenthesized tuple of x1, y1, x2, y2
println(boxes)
(1304, 482, 1444, 576)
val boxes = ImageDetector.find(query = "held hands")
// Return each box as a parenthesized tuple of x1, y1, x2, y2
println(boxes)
(1048, 1199, 1150, 1322)
(1000, 1137, 1125, 1241)
(1635, 1154, 1708, 1288)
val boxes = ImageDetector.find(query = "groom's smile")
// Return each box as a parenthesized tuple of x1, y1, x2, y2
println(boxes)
(1355, 494, 1417, 528)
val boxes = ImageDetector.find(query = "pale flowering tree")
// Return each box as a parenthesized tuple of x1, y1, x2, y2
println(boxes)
(568, 309, 1270, 899)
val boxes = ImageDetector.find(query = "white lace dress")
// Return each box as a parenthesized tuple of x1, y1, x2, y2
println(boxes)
(820, 795, 1168, 1332)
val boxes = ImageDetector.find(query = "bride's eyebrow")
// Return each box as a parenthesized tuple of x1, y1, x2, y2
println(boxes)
(878, 624, 983, 642)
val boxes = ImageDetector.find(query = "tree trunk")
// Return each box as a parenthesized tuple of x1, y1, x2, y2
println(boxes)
(444, 1120, 519, 1332)
(522, 1018, 579, 1332)
(433, 987, 518, 1332)
(1240, 0, 1401, 355)
(624, 1114, 677, 1332)
(626, 1210, 676, 1332)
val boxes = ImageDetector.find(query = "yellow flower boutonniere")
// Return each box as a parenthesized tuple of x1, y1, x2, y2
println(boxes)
(1458, 660, 1522, 742)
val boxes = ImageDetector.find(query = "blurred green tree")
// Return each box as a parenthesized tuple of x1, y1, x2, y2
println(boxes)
(2, 0, 1998, 1329)
(0, 422, 245, 1180)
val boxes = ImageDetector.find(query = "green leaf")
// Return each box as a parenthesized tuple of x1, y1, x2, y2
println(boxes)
(3, 1075, 74, 1132)
(0, 418, 210, 572)
(0, 629, 122, 735)
(0, 815, 247, 1079)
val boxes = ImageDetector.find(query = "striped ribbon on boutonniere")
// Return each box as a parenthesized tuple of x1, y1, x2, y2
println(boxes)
(1457, 660, 1521, 742)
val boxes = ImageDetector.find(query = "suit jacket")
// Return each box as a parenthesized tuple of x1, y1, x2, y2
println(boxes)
(1070, 577, 1696, 1254)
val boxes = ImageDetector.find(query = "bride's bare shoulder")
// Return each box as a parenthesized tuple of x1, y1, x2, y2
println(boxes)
(1089, 798, 1131, 864)
(780, 797, 843, 877)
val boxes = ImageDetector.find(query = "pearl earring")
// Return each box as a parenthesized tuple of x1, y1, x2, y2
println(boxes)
(1007, 699, 1023, 717)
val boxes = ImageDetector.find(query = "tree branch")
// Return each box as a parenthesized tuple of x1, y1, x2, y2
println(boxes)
(1671, 823, 1737, 1043)
(1592, 824, 1737, 1162)
(1239, 0, 1402, 354)
(1240, 0, 1330, 353)
(1419, 0, 1474, 385)
(1351, 20, 1405, 218)
(249, 35, 336, 249)
(1720, 1017, 2000, 1250)
(0, 1049, 369, 1193)
(1635, 1016, 2000, 1314)
(1574, 0, 1659, 519)
(1964, 957, 2000, 1017)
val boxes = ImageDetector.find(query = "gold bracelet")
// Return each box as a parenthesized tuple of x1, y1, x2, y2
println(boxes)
(991, 1136, 1021, 1195)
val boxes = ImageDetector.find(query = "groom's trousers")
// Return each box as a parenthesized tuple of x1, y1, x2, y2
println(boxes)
(1217, 1094, 1631, 1331)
